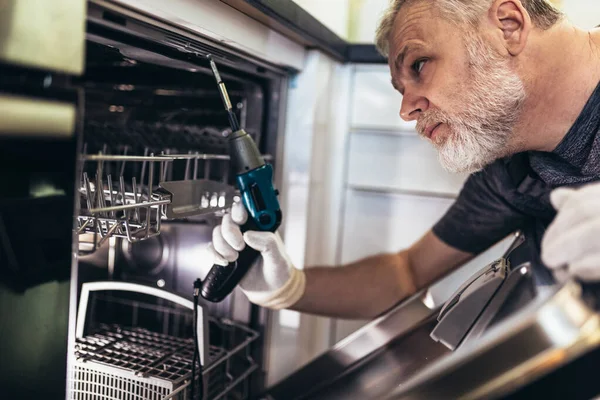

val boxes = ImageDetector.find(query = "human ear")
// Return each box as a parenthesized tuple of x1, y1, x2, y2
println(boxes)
(489, 0, 531, 56)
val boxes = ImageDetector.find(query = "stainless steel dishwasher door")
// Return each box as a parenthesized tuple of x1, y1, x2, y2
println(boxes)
(264, 291, 447, 400)
(305, 318, 450, 400)
(387, 280, 600, 400)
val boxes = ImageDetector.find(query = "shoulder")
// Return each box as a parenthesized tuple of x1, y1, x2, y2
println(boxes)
(432, 155, 528, 254)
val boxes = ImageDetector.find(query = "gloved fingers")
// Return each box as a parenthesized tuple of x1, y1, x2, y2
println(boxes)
(244, 231, 290, 288)
(212, 225, 238, 262)
(569, 254, 600, 281)
(551, 266, 571, 284)
(221, 213, 245, 251)
(206, 243, 229, 267)
(239, 258, 272, 292)
(549, 187, 577, 209)
(243, 230, 276, 252)
(231, 201, 248, 225)
(542, 219, 600, 269)
(547, 195, 599, 235)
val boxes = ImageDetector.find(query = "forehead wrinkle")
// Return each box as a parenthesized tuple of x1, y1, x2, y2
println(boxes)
(389, 2, 438, 63)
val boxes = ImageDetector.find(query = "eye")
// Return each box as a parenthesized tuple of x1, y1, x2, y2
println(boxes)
(411, 59, 427, 74)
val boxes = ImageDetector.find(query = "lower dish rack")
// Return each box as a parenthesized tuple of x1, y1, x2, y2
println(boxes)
(69, 282, 260, 400)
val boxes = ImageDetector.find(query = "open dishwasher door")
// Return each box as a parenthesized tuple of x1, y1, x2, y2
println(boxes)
(264, 288, 448, 400)
(387, 280, 600, 400)
(263, 233, 600, 400)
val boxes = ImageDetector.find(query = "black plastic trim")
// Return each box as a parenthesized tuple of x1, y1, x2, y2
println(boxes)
(345, 44, 387, 64)
(240, 0, 347, 61)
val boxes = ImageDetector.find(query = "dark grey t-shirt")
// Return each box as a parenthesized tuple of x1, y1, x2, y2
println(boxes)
(433, 81, 600, 284)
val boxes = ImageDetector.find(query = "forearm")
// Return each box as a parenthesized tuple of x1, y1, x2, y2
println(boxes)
(290, 251, 417, 319)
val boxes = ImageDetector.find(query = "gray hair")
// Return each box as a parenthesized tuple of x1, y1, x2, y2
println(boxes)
(375, 0, 563, 57)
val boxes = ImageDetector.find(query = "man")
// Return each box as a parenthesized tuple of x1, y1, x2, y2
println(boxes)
(207, 0, 600, 318)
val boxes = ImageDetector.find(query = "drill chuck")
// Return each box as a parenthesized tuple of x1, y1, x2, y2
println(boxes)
(229, 129, 265, 174)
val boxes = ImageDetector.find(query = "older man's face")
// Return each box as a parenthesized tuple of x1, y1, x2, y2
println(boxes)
(388, 2, 526, 173)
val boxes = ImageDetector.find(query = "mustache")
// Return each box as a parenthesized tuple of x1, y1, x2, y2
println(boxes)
(416, 110, 449, 136)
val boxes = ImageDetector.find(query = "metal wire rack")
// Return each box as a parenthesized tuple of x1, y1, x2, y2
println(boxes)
(77, 148, 236, 255)
(70, 282, 260, 400)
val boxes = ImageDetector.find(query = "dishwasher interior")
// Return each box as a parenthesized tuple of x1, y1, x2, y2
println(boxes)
(69, 8, 288, 399)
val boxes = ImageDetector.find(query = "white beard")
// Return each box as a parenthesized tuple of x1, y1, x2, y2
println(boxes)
(419, 34, 526, 174)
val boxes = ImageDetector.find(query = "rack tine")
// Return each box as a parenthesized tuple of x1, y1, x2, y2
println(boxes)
(146, 156, 155, 238)
(132, 177, 140, 223)
(77, 218, 92, 234)
(91, 215, 98, 254)
(184, 150, 192, 180)
(156, 203, 162, 233)
(119, 176, 127, 217)
(168, 149, 174, 181)
(95, 152, 106, 217)
(107, 175, 116, 219)
(140, 147, 149, 196)
(162, 149, 170, 182)
(123, 209, 133, 241)
(160, 151, 166, 183)
(119, 145, 128, 178)
(98, 221, 120, 248)
(193, 152, 199, 180)
(81, 143, 88, 189)
(83, 173, 93, 212)
(95, 173, 106, 219)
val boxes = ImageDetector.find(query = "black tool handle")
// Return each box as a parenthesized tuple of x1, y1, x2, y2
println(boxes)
(201, 209, 281, 302)
(201, 244, 261, 303)
(201, 218, 257, 303)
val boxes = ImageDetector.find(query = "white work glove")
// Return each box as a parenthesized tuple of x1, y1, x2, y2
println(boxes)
(541, 181, 600, 282)
(206, 201, 306, 309)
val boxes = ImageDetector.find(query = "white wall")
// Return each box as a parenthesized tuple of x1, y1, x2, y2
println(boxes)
(295, 0, 600, 44)
(349, 0, 390, 43)
(292, 0, 351, 39)
(561, 0, 600, 29)
(347, 0, 600, 43)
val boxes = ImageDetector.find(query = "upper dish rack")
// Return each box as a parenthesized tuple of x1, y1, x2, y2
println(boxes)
(76, 145, 271, 255)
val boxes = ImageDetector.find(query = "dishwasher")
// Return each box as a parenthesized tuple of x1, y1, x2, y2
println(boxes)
(265, 233, 600, 400)
(72, 4, 291, 399)
(3, 2, 600, 400)
(0, 1, 290, 399)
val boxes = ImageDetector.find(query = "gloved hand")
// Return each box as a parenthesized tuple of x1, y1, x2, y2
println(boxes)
(206, 201, 306, 309)
(542, 181, 600, 282)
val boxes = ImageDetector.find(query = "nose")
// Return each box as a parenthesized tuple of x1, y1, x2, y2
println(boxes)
(400, 91, 429, 122)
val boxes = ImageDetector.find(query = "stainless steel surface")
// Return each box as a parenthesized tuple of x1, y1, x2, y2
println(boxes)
(0, 94, 76, 138)
(302, 319, 449, 400)
(0, 0, 86, 74)
(267, 277, 599, 400)
(430, 259, 507, 350)
(460, 263, 534, 347)
(502, 230, 526, 259)
(388, 280, 600, 400)
(77, 151, 243, 254)
(265, 291, 440, 399)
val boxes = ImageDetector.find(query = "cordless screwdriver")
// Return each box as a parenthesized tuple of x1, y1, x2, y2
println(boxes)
(201, 56, 282, 303)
